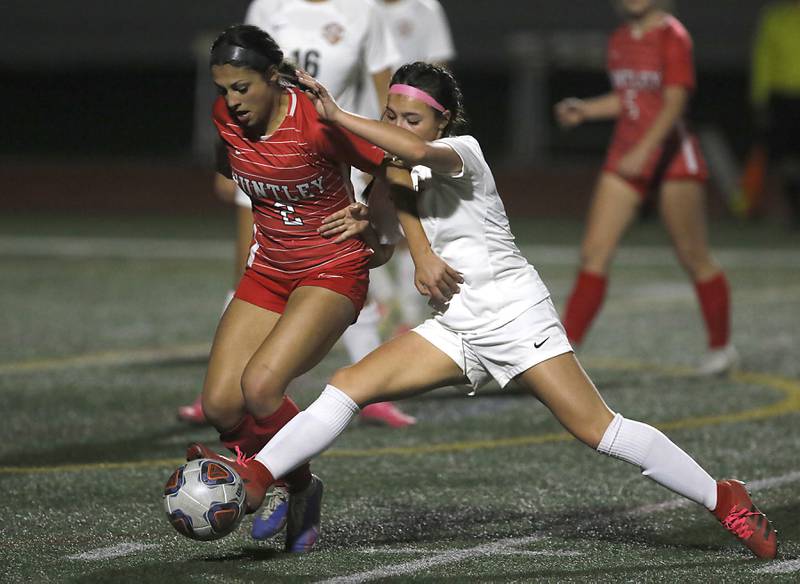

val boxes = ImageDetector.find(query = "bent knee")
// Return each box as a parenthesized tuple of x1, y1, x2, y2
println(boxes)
(241, 361, 289, 410)
(202, 388, 244, 430)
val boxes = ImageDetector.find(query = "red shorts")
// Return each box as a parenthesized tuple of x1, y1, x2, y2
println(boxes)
(234, 266, 369, 317)
(603, 132, 709, 196)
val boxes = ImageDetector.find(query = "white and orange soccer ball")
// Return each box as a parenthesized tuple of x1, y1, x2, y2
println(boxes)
(162, 458, 246, 541)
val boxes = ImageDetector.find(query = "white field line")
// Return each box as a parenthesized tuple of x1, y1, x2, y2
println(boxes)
(358, 546, 580, 558)
(1, 236, 799, 269)
(316, 535, 546, 584)
(754, 559, 800, 574)
(628, 469, 800, 516)
(318, 469, 800, 583)
(67, 543, 158, 561)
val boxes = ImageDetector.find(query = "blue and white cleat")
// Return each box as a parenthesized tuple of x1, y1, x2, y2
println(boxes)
(251, 481, 290, 540)
(285, 474, 324, 553)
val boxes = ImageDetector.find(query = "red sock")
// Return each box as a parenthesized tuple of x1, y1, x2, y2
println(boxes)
(220, 397, 312, 492)
(562, 270, 607, 345)
(694, 272, 730, 349)
(249, 459, 276, 492)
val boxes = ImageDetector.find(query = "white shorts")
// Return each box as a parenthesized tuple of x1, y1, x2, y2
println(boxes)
(412, 297, 573, 391)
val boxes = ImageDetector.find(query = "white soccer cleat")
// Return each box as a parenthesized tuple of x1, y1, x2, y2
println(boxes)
(697, 344, 739, 376)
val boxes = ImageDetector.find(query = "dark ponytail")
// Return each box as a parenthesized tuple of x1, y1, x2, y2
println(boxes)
(390, 62, 468, 136)
(210, 24, 299, 86)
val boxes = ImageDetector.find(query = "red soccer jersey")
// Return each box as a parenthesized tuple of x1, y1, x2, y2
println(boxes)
(606, 15, 695, 154)
(213, 87, 384, 279)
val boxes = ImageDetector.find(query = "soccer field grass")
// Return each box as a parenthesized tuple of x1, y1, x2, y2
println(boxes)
(1, 213, 799, 582)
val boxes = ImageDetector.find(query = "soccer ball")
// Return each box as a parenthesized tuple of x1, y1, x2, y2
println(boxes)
(162, 458, 246, 541)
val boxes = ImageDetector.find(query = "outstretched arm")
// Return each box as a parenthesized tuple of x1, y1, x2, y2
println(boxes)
(297, 70, 462, 175)
(554, 92, 622, 128)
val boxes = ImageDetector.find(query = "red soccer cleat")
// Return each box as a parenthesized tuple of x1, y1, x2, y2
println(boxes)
(712, 479, 778, 559)
(186, 442, 272, 514)
(360, 402, 416, 428)
(177, 395, 207, 425)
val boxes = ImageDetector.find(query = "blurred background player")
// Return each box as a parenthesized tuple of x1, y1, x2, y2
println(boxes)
(750, 0, 800, 226)
(178, 0, 416, 427)
(554, 0, 738, 375)
(367, 0, 457, 334)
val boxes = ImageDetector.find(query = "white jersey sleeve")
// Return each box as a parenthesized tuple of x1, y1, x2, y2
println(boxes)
(436, 135, 484, 181)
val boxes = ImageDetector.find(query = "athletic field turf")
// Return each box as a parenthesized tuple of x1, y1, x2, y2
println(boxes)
(2, 212, 799, 582)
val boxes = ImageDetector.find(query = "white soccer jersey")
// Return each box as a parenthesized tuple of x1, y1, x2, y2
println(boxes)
(379, 0, 456, 69)
(412, 135, 551, 331)
(245, 0, 399, 116)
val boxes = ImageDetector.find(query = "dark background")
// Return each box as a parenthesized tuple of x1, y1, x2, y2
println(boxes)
(0, 1, 778, 216)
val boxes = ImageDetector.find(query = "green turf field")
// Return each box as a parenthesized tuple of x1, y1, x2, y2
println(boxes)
(1, 212, 799, 582)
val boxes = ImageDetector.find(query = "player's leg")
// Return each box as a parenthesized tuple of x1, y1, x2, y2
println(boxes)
(515, 353, 776, 558)
(229, 284, 357, 544)
(342, 299, 417, 428)
(562, 172, 641, 345)
(342, 302, 419, 429)
(240, 285, 357, 418)
(250, 330, 465, 481)
(243, 330, 464, 547)
(198, 282, 358, 464)
(340, 299, 382, 363)
(659, 180, 737, 373)
(191, 284, 359, 528)
(201, 298, 281, 432)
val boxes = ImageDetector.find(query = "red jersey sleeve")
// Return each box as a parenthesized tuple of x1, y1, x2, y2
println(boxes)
(294, 90, 384, 174)
(315, 123, 385, 175)
(662, 19, 695, 90)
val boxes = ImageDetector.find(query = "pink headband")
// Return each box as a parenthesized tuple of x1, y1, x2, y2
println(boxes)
(388, 84, 447, 113)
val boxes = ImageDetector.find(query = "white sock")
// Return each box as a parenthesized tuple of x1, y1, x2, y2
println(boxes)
(340, 301, 382, 362)
(397, 248, 424, 324)
(255, 385, 359, 479)
(597, 413, 718, 510)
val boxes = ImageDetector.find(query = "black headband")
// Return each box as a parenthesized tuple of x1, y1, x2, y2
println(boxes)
(210, 44, 274, 71)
